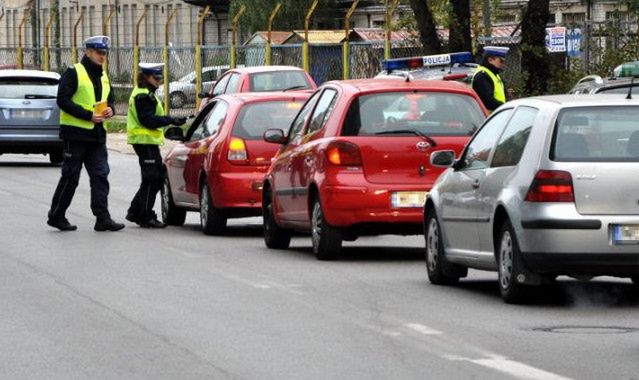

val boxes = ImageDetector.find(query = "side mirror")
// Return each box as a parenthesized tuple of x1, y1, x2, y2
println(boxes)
(430, 150, 456, 167)
(164, 126, 186, 142)
(198, 92, 212, 99)
(263, 128, 288, 144)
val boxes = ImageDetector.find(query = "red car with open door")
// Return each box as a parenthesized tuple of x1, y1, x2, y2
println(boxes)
(162, 92, 310, 235)
(262, 79, 488, 259)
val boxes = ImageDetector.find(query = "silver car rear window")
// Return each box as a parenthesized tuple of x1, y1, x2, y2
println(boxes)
(0, 76, 58, 99)
(552, 106, 639, 162)
(341, 91, 485, 137)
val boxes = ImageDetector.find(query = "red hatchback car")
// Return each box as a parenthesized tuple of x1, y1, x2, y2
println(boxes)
(262, 79, 488, 259)
(161, 92, 310, 235)
(198, 66, 317, 111)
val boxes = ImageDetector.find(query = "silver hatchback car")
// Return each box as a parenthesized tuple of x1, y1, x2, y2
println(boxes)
(424, 95, 639, 303)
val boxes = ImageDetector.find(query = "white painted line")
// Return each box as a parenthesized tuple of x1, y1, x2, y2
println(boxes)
(471, 356, 572, 380)
(405, 323, 444, 335)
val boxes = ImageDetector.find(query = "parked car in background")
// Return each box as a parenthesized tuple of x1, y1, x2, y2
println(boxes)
(424, 95, 639, 303)
(0, 69, 62, 164)
(161, 91, 311, 235)
(198, 66, 317, 111)
(376, 52, 478, 85)
(569, 61, 639, 94)
(262, 78, 487, 260)
(156, 65, 230, 108)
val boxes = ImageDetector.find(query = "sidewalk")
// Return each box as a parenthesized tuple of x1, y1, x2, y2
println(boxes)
(106, 133, 177, 156)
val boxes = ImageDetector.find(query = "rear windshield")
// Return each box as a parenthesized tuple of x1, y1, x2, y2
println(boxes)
(341, 91, 485, 137)
(552, 106, 639, 162)
(597, 84, 639, 94)
(0, 76, 58, 99)
(249, 71, 311, 92)
(233, 100, 305, 140)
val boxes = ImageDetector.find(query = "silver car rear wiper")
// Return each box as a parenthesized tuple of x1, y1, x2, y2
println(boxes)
(374, 129, 437, 147)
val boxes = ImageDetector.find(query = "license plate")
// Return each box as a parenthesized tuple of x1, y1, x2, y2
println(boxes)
(391, 191, 427, 208)
(10, 109, 45, 119)
(611, 224, 639, 245)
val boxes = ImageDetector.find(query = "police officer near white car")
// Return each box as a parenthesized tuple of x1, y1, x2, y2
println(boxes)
(125, 63, 187, 228)
(47, 35, 125, 232)
(472, 46, 510, 113)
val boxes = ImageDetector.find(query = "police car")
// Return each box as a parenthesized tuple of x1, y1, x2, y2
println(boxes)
(569, 61, 639, 95)
(376, 52, 478, 84)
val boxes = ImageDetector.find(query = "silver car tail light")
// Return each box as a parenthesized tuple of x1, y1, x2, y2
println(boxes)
(524, 170, 575, 202)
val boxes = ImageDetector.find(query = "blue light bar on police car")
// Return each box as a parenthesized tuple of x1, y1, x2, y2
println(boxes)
(382, 52, 473, 71)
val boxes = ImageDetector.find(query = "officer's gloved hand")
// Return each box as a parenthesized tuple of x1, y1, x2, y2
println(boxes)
(172, 117, 187, 126)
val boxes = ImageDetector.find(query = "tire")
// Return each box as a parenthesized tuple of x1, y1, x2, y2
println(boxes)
(424, 210, 463, 285)
(161, 175, 186, 226)
(49, 150, 64, 165)
(262, 189, 291, 249)
(497, 220, 528, 304)
(311, 197, 342, 260)
(631, 276, 639, 291)
(169, 92, 187, 109)
(200, 182, 226, 235)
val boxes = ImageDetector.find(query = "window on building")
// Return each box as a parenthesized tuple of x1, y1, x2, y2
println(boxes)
(562, 12, 586, 25)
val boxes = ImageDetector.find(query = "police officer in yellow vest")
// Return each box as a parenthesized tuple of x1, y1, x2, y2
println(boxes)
(472, 46, 509, 113)
(48, 35, 125, 232)
(125, 63, 186, 228)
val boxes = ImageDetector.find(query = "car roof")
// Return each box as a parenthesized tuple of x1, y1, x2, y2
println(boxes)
(0, 69, 61, 80)
(229, 65, 305, 74)
(216, 91, 311, 104)
(505, 94, 639, 109)
(322, 78, 473, 93)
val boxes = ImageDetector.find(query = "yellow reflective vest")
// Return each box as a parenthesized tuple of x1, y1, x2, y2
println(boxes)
(473, 65, 506, 107)
(126, 87, 165, 145)
(59, 63, 110, 130)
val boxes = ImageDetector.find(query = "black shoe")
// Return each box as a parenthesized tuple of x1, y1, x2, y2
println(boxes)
(94, 218, 125, 232)
(140, 218, 166, 229)
(47, 217, 77, 231)
(126, 213, 143, 226)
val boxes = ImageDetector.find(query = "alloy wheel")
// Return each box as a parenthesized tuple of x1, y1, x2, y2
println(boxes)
(499, 231, 514, 290)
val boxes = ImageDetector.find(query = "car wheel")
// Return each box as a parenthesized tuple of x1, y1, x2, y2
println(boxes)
(631, 276, 639, 290)
(311, 197, 342, 260)
(49, 150, 64, 165)
(497, 220, 528, 304)
(161, 175, 186, 226)
(424, 210, 462, 285)
(200, 182, 226, 235)
(169, 92, 187, 109)
(263, 189, 291, 249)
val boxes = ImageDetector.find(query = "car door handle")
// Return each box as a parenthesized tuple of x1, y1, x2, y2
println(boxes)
(472, 179, 480, 189)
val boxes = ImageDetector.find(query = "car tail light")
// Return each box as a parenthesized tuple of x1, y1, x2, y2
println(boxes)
(525, 170, 575, 202)
(227, 137, 248, 163)
(326, 141, 362, 166)
(443, 73, 467, 81)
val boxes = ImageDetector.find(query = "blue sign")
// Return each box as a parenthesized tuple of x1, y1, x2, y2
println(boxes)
(566, 28, 582, 58)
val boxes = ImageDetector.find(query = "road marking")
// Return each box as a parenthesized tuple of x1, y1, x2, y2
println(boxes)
(405, 323, 443, 335)
(470, 355, 572, 380)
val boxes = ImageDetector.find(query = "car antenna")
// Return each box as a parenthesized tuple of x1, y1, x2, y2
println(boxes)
(405, 74, 410, 83)
(627, 75, 638, 100)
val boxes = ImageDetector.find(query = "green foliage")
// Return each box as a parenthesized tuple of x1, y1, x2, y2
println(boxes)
(105, 117, 127, 133)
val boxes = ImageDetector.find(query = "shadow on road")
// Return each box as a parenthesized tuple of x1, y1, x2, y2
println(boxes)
(0, 160, 58, 168)
(283, 245, 423, 262)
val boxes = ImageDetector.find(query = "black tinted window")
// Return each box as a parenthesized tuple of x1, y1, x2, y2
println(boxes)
(492, 106, 537, 167)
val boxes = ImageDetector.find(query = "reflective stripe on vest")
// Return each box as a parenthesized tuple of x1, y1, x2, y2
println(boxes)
(473, 66, 506, 105)
(126, 87, 165, 145)
(59, 63, 110, 130)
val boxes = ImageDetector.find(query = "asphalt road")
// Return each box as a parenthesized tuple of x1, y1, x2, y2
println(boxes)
(1, 150, 638, 380)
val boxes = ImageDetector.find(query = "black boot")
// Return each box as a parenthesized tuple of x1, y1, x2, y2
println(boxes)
(47, 217, 77, 231)
(140, 218, 166, 229)
(94, 217, 125, 232)
(126, 212, 143, 226)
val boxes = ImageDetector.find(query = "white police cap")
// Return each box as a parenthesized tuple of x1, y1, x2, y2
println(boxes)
(139, 63, 164, 77)
(84, 35, 111, 50)
(483, 46, 509, 58)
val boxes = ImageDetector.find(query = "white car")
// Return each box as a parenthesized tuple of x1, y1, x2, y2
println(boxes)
(156, 66, 230, 108)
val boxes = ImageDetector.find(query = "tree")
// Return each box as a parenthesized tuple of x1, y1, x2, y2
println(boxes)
(449, 0, 471, 52)
(408, 0, 443, 54)
(520, 0, 551, 95)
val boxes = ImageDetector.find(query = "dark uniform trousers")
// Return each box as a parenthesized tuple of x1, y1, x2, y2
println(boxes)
(49, 140, 111, 220)
(128, 144, 163, 221)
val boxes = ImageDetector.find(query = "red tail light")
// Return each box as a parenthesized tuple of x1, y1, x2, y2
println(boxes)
(326, 141, 362, 166)
(443, 73, 467, 81)
(525, 170, 574, 202)
(227, 137, 248, 164)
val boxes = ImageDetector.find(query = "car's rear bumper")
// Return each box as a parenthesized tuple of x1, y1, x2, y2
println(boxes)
(0, 128, 61, 153)
(210, 170, 265, 211)
(522, 252, 639, 277)
(321, 184, 427, 227)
